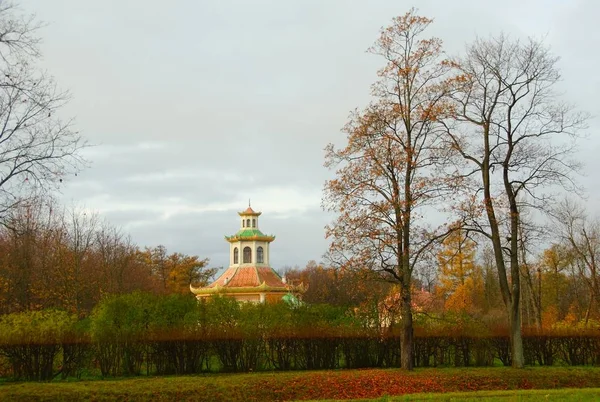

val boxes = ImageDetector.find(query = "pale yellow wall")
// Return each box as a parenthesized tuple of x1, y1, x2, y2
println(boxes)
(198, 293, 284, 304)
(233, 294, 260, 303)
(240, 215, 259, 229)
(229, 240, 270, 266)
(194, 292, 285, 304)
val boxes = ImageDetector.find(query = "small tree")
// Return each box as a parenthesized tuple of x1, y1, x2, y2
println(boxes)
(0, 309, 77, 380)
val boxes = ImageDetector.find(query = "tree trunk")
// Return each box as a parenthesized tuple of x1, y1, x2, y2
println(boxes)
(584, 294, 593, 327)
(507, 205, 524, 367)
(521, 265, 542, 330)
(510, 299, 524, 368)
(401, 281, 414, 370)
(400, 137, 414, 371)
(518, 226, 542, 330)
(507, 172, 524, 368)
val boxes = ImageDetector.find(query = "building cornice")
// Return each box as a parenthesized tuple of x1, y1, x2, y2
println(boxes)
(225, 234, 275, 243)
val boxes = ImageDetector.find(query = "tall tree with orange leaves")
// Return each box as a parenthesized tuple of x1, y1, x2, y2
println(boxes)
(324, 10, 458, 370)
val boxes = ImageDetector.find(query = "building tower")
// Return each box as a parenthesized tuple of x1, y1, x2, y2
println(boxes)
(190, 205, 304, 303)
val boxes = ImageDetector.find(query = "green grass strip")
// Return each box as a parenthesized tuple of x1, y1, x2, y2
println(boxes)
(1, 367, 600, 401)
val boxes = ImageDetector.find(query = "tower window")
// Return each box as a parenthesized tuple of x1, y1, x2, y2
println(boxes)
(242, 220, 245, 227)
(257, 246, 264, 263)
(233, 247, 239, 264)
(246, 218, 250, 227)
(252, 219, 256, 228)
(243, 247, 252, 263)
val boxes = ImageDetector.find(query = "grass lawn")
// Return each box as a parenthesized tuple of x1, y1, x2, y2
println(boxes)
(1, 367, 600, 401)
(320, 388, 600, 401)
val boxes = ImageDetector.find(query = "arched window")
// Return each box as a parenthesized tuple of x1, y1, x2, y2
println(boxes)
(257, 246, 264, 263)
(252, 219, 256, 228)
(233, 247, 239, 264)
(243, 246, 252, 263)
(246, 218, 250, 227)
(242, 220, 245, 227)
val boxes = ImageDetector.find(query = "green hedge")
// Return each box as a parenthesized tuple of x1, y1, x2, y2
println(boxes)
(1, 293, 600, 380)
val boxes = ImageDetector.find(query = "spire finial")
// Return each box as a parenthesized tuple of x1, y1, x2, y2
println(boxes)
(249, 198, 251, 208)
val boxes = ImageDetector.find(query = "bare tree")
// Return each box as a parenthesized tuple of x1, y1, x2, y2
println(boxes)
(58, 207, 99, 315)
(0, 2, 85, 220)
(445, 35, 587, 367)
(323, 10, 458, 370)
(552, 199, 600, 325)
(94, 224, 154, 296)
(517, 209, 545, 329)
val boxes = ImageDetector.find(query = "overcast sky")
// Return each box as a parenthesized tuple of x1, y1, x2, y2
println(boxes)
(18, 0, 600, 271)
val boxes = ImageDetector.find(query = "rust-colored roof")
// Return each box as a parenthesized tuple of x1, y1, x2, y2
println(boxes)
(210, 266, 238, 287)
(238, 207, 261, 216)
(257, 267, 286, 287)
(228, 267, 258, 287)
(206, 266, 286, 289)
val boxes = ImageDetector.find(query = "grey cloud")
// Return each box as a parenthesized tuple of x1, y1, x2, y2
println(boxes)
(18, 0, 600, 270)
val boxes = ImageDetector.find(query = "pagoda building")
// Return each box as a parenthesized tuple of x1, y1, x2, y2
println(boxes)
(191, 205, 304, 303)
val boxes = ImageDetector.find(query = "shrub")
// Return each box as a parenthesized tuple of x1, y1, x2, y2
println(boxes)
(0, 309, 78, 380)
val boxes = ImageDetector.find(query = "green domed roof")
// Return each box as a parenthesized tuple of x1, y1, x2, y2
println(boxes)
(225, 228, 275, 243)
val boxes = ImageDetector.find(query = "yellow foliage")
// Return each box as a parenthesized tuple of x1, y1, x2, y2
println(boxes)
(443, 274, 484, 314)
(437, 230, 484, 314)
(437, 230, 476, 293)
(445, 283, 471, 312)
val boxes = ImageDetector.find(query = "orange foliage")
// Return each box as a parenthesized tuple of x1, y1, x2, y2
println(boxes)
(542, 305, 559, 329)
(0, 199, 213, 315)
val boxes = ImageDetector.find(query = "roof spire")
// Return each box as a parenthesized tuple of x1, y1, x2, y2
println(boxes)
(249, 198, 251, 208)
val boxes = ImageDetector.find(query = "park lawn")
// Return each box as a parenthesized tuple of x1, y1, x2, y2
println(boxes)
(1, 367, 600, 401)
(316, 388, 600, 401)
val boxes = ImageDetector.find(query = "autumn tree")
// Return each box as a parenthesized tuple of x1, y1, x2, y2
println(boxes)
(284, 260, 391, 308)
(166, 252, 215, 294)
(94, 225, 143, 296)
(54, 207, 100, 315)
(0, 198, 49, 312)
(436, 230, 484, 313)
(437, 230, 475, 290)
(0, 195, 211, 314)
(284, 261, 341, 305)
(324, 10, 457, 369)
(0, 3, 85, 221)
(139, 245, 216, 295)
(148, 245, 169, 291)
(444, 35, 587, 367)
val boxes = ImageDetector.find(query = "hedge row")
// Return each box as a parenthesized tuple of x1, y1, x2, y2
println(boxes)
(1, 293, 600, 380)
(3, 333, 600, 380)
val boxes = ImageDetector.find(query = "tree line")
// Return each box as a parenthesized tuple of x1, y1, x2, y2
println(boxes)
(0, 197, 217, 316)
(287, 215, 600, 332)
